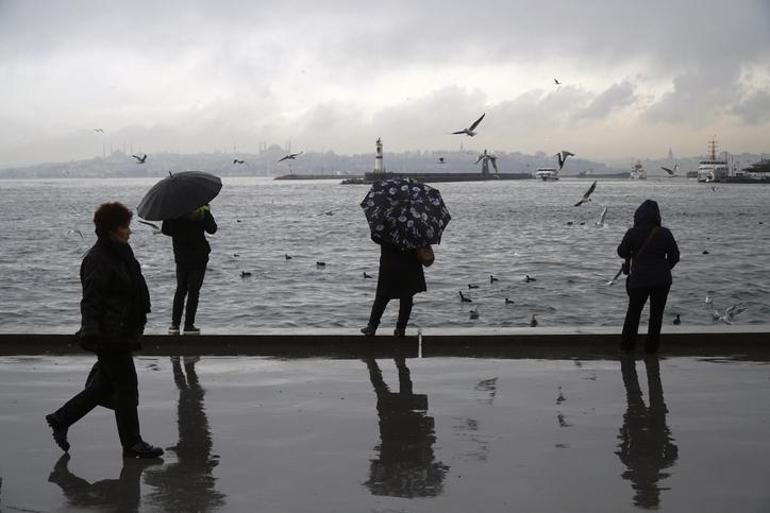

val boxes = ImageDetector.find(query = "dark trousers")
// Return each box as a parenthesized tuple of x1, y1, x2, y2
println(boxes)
(52, 352, 141, 449)
(172, 261, 207, 328)
(622, 283, 671, 353)
(368, 294, 414, 332)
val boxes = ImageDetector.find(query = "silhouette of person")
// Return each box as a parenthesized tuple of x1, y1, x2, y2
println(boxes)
(47, 453, 161, 513)
(144, 356, 225, 512)
(363, 356, 449, 498)
(616, 355, 679, 509)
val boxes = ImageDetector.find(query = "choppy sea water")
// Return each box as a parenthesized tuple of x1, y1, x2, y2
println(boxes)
(0, 176, 768, 331)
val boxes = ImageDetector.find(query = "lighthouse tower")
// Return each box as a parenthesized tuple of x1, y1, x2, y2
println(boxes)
(374, 138, 385, 174)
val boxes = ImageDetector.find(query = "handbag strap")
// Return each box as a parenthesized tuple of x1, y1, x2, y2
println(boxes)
(635, 226, 659, 259)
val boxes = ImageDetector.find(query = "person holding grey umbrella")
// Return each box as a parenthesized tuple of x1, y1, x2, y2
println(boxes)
(136, 171, 222, 335)
(162, 205, 217, 335)
(360, 177, 450, 337)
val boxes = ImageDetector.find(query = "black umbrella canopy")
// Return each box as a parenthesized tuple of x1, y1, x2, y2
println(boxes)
(137, 171, 222, 221)
(361, 177, 451, 250)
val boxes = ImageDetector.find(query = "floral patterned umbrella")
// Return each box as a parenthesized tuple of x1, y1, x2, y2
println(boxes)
(360, 177, 451, 250)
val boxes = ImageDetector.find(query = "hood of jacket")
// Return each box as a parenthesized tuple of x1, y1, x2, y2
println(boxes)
(634, 199, 661, 227)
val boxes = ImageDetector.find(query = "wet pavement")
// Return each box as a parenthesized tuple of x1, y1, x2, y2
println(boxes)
(1, 352, 769, 512)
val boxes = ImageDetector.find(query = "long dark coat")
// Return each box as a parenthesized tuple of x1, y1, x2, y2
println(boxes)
(376, 243, 427, 299)
(617, 200, 680, 289)
(79, 238, 151, 353)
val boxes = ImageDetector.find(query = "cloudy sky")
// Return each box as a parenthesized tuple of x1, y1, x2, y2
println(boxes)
(1, 0, 769, 166)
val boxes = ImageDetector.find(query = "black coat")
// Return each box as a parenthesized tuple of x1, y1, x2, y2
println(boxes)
(79, 238, 151, 353)
(617, 200, 680, 289)
(161, 210, 217, 265)
(376, 243, 427, 299)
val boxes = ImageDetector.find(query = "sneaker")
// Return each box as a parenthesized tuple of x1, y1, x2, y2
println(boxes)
(393, 328, 406, 337)
(183, 325, 200, 335)
(123, 441, 164, 459)
(45, 413, 70, 452)
(168, 324, 180, 335)
(360, 325, 376, 336)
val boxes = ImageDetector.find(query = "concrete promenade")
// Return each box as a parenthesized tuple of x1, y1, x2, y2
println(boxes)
(1, 325, 768, 357)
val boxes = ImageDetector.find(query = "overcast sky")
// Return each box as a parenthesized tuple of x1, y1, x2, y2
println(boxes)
(1, 0, 769, 166)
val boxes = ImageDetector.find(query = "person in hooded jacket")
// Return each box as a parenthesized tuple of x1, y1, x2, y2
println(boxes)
(361, 243, 427, 337)
(617, 199, 680, 353)
(45, 202, 164, 459)
(162, 204, 217, 335)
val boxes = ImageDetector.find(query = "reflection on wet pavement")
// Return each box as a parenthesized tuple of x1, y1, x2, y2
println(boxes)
(0, 354, 768, 512)
(144, 356, 225, 511)
(617, 355, 678, 509)
(363, 356, 449, 498)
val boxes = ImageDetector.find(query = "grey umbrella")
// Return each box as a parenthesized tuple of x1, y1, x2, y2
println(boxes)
(137, 171, 222, 221)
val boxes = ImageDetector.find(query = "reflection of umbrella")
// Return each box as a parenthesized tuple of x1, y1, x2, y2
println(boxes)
(361, 177, 451, 250)
(137, 171, 222, 221)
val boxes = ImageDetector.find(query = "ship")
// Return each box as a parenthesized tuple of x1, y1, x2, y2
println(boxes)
(629, 161, 647, 180)
(697, 139, 729, 183)
(534, 167, 559, 181)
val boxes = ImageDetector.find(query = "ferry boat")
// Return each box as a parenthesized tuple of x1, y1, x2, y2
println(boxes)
(697, 139, 729, 183)
(534, 167, 559, 181)
(629, 161, 647, 180)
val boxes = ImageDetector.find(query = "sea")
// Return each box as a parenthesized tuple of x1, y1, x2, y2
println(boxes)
(0, 176, 768, 332)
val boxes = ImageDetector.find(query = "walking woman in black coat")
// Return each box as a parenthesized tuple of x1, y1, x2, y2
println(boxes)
(46, 202, 163, 459)
(161, 204, 217, 335)
(361, 243, 428, 337)
(617, 200, 680, 353)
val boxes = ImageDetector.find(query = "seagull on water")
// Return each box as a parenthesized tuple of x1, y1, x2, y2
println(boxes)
(363, 272, 374, 279)
(505, 298, 514, 305)
(132, 154, 147, 164)
(278, 152, 303, 163)
(530, 314, 538, 327)
(451, 113, 485, 137)
(524, 274, 537, 283)
(241, 271, 252, 278)
(673, 314, 681, 325)
(574, 180, 597, 207)
(490, 274, 499, 283)
(469, 306, 480, 320)
(468, 283, 479, 289)
(458, 291, 472, 303)
(285, 254, 292, 260)
(713, 304, 746, 324)
(556, 150, 574, 171)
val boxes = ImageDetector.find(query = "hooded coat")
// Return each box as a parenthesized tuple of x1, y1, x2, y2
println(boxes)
(617, 200, 679, 289)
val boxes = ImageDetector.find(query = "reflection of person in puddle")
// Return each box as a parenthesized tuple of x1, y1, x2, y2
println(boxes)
(363, 356, 449, 498)
(144, 356, 225, 511)
(616, 355, 679, 509)
(48, 453, 160, 512)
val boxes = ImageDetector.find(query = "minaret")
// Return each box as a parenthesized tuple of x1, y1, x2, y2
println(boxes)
(374, 137, 385, 174)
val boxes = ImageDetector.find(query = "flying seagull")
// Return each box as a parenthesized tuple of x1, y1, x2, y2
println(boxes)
(233, 159, 246, 164)
(574, 180, 597, 206)
(451, 113, 485, 137)
(596, 206, 608, 226)
(137, 220, 160, 233)
(92, 128, 104, 133)
(661, 164, 679, 176)
(278, 151, 303, 163)
(556, 150, 574, 170)
(132, 154, 147, 164)
(554, 78, 561, 86)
